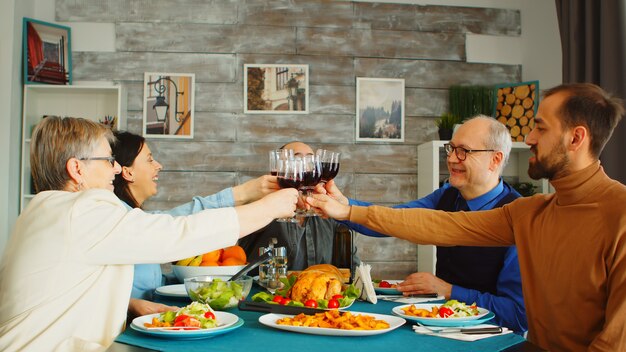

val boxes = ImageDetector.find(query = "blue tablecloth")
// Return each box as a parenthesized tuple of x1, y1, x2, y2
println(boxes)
(116, 287, 526, 352)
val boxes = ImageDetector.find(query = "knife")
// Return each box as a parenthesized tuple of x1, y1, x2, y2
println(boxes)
(238, 300, 327, 315)
(437, 327, 503, 335)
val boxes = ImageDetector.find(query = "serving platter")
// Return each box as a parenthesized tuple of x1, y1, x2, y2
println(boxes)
(258, 311, 405, 336)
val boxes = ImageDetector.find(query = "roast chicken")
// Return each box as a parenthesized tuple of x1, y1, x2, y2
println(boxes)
(289, 264, 344, 302)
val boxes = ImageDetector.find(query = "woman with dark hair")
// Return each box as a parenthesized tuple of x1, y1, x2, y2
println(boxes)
(111, 131, 279, 317)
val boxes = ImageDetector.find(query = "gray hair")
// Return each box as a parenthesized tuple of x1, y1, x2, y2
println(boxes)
(465, 115, 512, 175)
(31, 116, 115, 192)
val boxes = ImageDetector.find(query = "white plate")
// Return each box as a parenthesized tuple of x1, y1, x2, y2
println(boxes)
(130, 311, 242, 339)
(373, 280, 402, 295)
(155, 284, 188, 298)
(392, 303, 492, 327)
(258, 311, 405, 336)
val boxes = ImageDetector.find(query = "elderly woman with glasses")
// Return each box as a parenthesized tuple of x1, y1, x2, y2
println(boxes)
(0, 117, 297, 351)
(110, 131, 279, 318)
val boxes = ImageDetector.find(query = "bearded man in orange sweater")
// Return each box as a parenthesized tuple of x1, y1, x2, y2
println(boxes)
(309, 83, 625, 352)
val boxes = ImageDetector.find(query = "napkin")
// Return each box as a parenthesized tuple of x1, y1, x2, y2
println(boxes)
(412, 323, 512, 342)
(352, 263, 377, 303)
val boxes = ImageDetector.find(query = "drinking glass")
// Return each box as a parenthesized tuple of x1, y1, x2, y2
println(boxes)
(269, 149, 294, 176)
(298, 154, 322, 217)
(276, 157, 303, 223)
(317, 149, 341, 184)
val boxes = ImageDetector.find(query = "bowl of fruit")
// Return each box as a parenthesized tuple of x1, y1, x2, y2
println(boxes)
(172, 246, 247, 282)
(184, 275, 253, 310)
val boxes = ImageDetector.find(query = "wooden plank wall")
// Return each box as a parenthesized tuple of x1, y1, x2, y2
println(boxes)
(60, 0, 521, 279)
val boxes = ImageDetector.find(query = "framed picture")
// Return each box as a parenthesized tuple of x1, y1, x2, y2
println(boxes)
(244, 64, 309, 114)
(492, 80, 539, 142)
(22, 17, 72, 85)
(356, 77, 405, 142)
(142, 72, 195, 139)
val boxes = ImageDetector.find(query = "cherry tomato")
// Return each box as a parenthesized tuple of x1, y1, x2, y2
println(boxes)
(378, 280, 392, 288)
(331, 294, 344, 300)
(438, 306, 454, 318)
(280, 297, 291, 305)
(304, 299, 318, 308)
(204, 311, 215, 320)
(327, 298, 340, 309)
(272, 295, 284, 303)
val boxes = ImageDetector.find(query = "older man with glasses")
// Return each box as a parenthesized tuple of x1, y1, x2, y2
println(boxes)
(320, 115, 527, 333)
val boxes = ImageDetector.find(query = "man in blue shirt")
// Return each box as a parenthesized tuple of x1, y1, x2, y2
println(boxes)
(322, 116, 527, 333)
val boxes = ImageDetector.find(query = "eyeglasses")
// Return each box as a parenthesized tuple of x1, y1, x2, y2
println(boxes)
(79, 156, 116, 167)
(444, 143, 495, 161)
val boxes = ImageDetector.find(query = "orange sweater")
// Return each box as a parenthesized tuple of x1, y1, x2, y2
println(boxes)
(350, 161, 626, 352)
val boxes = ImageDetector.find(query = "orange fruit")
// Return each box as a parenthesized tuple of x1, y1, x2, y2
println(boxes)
(221, 257, 246, 266)
(202, 249, 223, 263)
(221, 245, 247, 263)
(200, 260, 220, 266)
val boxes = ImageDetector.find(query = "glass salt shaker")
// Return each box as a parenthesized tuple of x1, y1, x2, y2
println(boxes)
(257, 246, 270, 285)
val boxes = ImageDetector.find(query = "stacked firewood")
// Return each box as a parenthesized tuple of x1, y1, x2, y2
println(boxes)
(495, 83, 537, 142)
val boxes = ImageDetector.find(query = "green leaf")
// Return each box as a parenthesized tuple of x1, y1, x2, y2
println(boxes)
(251, 291, 274, 302)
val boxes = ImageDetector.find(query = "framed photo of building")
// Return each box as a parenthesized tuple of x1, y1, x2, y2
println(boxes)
(142, 72, 195, 139)
(244, 64, 309, 114)
(356, 77, 405, 142)
(22, 17, 72, 85)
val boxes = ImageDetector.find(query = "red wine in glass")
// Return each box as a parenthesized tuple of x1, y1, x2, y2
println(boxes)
(277, 176, 302, 189)
(270, 171, 278, 176)
(321, 162, 340, 182)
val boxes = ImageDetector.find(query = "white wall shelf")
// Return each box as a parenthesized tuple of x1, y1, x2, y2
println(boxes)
(416, 140, 551, 274)
(20, 85, 125, 212)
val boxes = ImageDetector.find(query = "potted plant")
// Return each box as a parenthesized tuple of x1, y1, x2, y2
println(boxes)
(435, 113, 460, 140)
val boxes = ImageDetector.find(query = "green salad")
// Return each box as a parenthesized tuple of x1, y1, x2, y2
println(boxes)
(188, 279, 244, 310)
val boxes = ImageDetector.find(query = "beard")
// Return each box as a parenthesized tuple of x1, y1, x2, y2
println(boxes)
(528, 140, 569, 180)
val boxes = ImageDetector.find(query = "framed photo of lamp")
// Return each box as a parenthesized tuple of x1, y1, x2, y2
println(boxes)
(22, 17, 72, 85)
(492, 80, 539, 142)
(142, 72, 195, 139)
(356, 77, 405, 142)
(244, 64, 309, 114)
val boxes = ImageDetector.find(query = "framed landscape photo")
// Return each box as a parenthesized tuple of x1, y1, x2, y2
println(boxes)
(356, 77, 405, 142)
(142, 72, 195, 139)
(244, 64, 309, 114)
(22, 17, 72, 85)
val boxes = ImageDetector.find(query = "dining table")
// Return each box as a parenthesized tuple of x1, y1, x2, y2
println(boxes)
(108, 286, 544, 352)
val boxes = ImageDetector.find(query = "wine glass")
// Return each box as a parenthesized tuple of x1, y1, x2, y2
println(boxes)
(317, 149, 341, 184)
(269, 149, 294, 176)
(298, 154, 322, 217)
(276, 157, 303, 223)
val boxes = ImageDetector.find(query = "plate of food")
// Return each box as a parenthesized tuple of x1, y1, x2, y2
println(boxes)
(155, 284, 188, 298)
(251, 264, 360, 310)
(130, 302, 243, 339)
(372, 280, 402, 295)
(258, 310, 405, 336)
(392, 301, 493, 327)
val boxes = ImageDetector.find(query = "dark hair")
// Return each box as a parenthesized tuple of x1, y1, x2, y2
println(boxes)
(111, 131, 145, 208)
(544, 83, 625, 158)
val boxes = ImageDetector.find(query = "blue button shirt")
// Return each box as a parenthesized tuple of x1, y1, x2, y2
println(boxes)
(345, 180, 527, 333)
